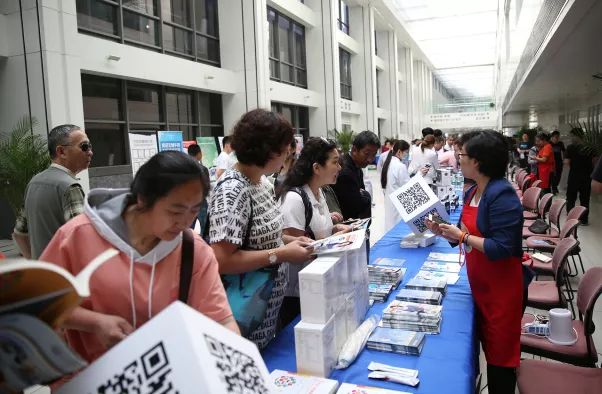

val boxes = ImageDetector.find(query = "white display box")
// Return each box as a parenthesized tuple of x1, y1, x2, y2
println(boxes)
(59, 302, 274, 393)
(294, 316, 337, 378)
(299, 256, 345, 324)
(270, 369, 339, 393)
(389, 176, 450, 234)
(435, 168, 452, 186)
(336, 383, 410, 393)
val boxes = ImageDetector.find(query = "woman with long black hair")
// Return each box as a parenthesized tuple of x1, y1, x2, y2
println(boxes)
(381, 139, 411, 232)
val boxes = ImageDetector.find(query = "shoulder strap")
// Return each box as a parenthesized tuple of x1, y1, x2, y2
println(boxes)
(291, 187, 315, 239)
(179, 228, 195, 303)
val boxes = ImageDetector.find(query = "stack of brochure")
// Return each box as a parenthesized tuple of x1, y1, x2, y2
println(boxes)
(396, 288, 442, 305)
(368, 283, 394, 303)
(270, 369, 339, 393)
(421, 261, 461, 273)
(366, 327, 426, 355)
(405, 276, 447, 295)
(380, 300, 443, 334)
(427, 252, 464, 264)
(371, 257, 406, 267)
(414, 270, 460, 285)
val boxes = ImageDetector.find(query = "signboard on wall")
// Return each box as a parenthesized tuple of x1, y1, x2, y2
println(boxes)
(157, 131, 183, 152)
(128, 133, 158, 175)
(196, 137, 220, 168)
(425, 111, 497, 129)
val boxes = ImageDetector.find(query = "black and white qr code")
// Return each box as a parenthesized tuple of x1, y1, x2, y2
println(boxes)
(396, 183, 430, 215)
(204, 333, 269, 393)
(412, 208, 439, 233)
(93, 342, 177, 394)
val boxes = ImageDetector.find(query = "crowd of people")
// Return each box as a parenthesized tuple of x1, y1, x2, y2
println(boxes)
(11, 112, 602, 392)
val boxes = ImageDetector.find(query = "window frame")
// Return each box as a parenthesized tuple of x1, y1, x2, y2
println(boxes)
(271, 102, 309, 141)
(337, 0, 350, 35)
(267, 7, 308, 89)
(81, 73, 224, 171)
(76, 0, 220, 66)
(339, 48, 352, 100)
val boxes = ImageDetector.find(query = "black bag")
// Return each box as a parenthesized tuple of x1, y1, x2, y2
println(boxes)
(179, 228, 195, 303)
(528, 219, 549, 234)
(289, 187, 315, 239)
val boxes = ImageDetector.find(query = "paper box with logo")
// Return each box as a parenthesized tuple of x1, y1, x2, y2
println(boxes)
(389, 176, 450, 234)
(435, 168, 452, 186)
(294, 315, 337, 378)
(59, 302, 274, 393)
(270, 369, 339, 393)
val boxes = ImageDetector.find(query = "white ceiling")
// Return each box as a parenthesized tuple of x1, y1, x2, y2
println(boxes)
(505, 0, 602, 115)
(390, 0, 498, 98)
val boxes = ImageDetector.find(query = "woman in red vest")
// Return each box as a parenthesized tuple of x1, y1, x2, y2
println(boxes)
(535, 132, 555, 194)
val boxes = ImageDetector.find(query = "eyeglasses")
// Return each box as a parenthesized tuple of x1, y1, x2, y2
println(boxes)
(457, 153, 469, 158)
(62, 142, 93, 152)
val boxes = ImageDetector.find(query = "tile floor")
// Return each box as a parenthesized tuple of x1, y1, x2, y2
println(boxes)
(15, 167, 602, 393)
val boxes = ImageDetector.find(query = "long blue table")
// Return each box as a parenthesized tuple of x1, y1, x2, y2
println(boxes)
(262, 211, 479, 393)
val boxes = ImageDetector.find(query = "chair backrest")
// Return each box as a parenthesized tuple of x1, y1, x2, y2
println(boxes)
(577, 267, 602, 335)
(522, 176, 534, 192)
(567, 206, 588, 222)
(516, 171, 526, 186)
(551, 237, 579, 286)
(522, 187, 541, 211)
(538, 193, 554, 218)
(548, 198, 566, 229)
(515, 169, 526, 183)
(559, 219, 580, 239)
(531, 179, 542, 188)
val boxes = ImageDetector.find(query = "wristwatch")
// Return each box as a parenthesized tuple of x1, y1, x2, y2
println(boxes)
(268, 249, 278, 265)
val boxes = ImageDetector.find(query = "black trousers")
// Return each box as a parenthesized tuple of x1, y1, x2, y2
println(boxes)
(487, 364, 517, 394)
(566, 177, 591, 223)
(551, 164, 563, 193)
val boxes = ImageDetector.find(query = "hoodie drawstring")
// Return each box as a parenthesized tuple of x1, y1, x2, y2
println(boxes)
(148, 257, 157, 321)
(129, 251, 137, 329)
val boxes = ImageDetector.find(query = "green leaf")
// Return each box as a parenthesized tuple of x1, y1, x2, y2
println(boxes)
(0, 116, 51, 217)
(332, 128, 355, 153)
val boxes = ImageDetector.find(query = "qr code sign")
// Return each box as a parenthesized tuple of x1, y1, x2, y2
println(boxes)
(204, 333, 269, 393)
(396, 183, 430, 215)
(412, 208, 439, 233)
(94, 342, 177, 394)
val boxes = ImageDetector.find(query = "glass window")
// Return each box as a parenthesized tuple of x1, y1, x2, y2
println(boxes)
(163, 25, 193, 55)
(167, 90, 194, 124)
(338, 0, 350, 34)
(76, 0, 118, 36)
(77, 0, 219, 66)
(127, 83, 162, 123)
(85, 123, 127, 167)
(267, 8, 307, 88)
(339, 48, 352, 100)
(123, 0, 157, 15)
(272, 102, 309, 141)
(199, 92, 222, 125)
(162, 0, 191, 27)
(195, 0, 218, 37)
(81, 74, 123, 120)
(123, 10, 160, 46)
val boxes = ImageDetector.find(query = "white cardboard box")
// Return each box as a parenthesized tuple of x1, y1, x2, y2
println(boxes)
(59, 302, 274, 393)
(299, 257, 344, 324)
(294, 316, 337, 378)
(435, 168, 452, 186)
(270, 369, 339, 393)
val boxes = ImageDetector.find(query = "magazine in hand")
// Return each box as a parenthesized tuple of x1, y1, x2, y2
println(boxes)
(309, 229, 366, 255)
(0, 249, 119, 392)
(340, 218, 372, 231)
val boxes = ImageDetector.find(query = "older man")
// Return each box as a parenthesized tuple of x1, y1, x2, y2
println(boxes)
(13, 124, 93, 258)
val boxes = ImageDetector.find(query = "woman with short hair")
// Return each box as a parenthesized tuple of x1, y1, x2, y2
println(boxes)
(427, 131, 527, 394)
(208, 108, 313, 349)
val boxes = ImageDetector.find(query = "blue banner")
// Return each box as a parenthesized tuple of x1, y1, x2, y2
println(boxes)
(157, 131, 183, 152)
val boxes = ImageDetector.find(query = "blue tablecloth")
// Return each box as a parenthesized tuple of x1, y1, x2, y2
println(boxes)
(262, 211, 479, 393)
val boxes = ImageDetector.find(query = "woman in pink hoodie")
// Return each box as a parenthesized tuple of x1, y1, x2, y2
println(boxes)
(41, 151, 238, 364)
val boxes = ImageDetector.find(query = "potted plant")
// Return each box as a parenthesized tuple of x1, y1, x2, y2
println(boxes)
(333, 128, 354, 153)
(0, 117, 50, 219)
(570, 121, 602, 159)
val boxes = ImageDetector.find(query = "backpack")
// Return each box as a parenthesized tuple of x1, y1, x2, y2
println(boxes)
(288, 186, 315, 240)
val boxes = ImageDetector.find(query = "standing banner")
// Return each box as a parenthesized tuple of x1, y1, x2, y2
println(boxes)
(196, 137, 220, 168)
(157, 131, 183, 152)
(128, 133, 158, 175)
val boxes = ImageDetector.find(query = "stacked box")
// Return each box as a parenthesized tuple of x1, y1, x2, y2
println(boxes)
(435, 168, 452, 186)
(296, 238, 369, 378)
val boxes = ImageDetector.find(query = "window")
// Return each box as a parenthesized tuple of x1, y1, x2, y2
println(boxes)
(272, 102, 309, 141)
(81, 74, 223, 168)
(338, 0, 350, 35)
(267, 8, 307, 88)
(76, 0, 220, 66)
(339, 48, 352, 100)
(376, 69, 381, 108)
